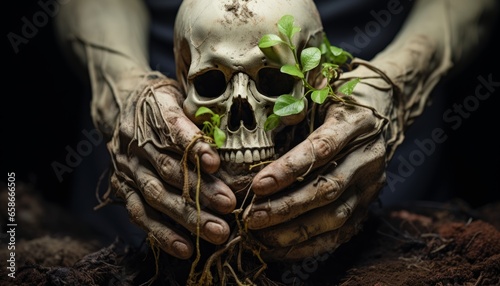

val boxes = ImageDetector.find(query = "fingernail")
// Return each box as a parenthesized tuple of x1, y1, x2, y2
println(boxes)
(255, 177, 278, 193)
(201, 152, 219, 174)
(172, 241, 190, 259)
(201, 152, 217, 165)
(215, 194, 234, 213)
(204, 221, 226, 244)
(248, 210, 269, 229)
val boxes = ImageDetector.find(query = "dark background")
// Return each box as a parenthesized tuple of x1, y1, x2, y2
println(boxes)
(3, 2, 84, 206)
(2, 1, 499, 215)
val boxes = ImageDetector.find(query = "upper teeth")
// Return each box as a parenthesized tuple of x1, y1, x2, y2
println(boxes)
(219, 147, 275, 164)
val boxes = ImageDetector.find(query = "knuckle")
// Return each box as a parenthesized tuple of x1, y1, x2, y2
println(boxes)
(126, 197, 146, 223)
(177, 206, 200, 229)
(338, 201, 353, 219)
(312, 136, 339, 161)
(357, 109, 378, 129)
(367, 137, 386, 156)
(317, 176, 343, 201)
(327, 105, 348, 121)
(336, 195, 358, 221)
(361, 139, 388, 175)
(157, 155, 181, 179)
(276, 198, 292, 216)
(110, 174, 121, 194)
(110, 173, 134, 200)
(345, 105, 378, 128)
(141, 179, 164, 205)
(152, 228, 172, 246)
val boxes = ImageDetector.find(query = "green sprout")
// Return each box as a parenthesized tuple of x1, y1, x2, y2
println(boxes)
(195, 106, 226, 148)
(258, 15, 360, 131)
(195, 15, 360, 147)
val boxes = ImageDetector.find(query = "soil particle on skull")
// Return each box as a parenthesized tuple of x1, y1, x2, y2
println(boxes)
(224, 0, 254, 24)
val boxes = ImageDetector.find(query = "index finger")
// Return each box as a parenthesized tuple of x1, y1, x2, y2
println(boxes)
(154, 87, 221, 174)
(251, 104, 378, 196)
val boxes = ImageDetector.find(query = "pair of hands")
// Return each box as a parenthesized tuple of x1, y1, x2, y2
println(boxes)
(106, 63, 394, 261)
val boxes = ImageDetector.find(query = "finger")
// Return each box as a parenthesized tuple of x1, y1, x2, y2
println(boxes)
(254, 188, 359, 248)
(253, 181, 385, 249)
(142, 143, 236, 214)
(261, 205, 368, 262)
(133, 164, 231, 245)
(155, 89, 220, 174)
(252, 104, 380, 196)
(245, 138, 385, 229)
(111, 174, 194, 259)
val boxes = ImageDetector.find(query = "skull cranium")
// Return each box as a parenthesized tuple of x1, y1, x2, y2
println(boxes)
(174, 0, 323, 192)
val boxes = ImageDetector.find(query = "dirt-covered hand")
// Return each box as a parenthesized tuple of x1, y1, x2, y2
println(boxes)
(245, 134, 386, 261)
(244, 84, 389, 260)
(106, 75, 236, 259)
(242, 51, 425, 260)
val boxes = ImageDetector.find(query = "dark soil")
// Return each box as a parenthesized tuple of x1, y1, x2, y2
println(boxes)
(1, 183, 499, 286)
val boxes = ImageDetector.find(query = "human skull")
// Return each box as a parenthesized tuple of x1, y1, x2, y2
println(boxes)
(174, 0, 323, 192)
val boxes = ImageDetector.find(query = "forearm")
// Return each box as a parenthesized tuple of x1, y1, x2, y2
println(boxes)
(371, 0, 498, 121)
(54, 0, 154, 138)
(377, 0, 497, 73)
(346, 0, 497, 158)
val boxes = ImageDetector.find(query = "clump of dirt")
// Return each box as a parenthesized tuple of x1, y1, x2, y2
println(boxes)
(295, 201, 500, 286)
(2, 239, 136, 286)
(12, 235, 98, 268)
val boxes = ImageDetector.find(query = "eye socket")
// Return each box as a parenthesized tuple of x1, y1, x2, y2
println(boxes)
(257, 68, 295, 97)
(193, 70, 226, 98)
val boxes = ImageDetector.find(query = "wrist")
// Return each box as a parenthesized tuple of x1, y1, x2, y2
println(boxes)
(91, 70, 172, 140)
(364, 34, 451, 159)
(370, 34, 445, 95)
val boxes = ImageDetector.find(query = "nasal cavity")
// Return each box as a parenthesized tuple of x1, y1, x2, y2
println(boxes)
(228, 96, 256, 131)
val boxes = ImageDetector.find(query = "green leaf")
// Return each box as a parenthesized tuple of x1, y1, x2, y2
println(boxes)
(338, 78, 360, 95)
(320, 42, 328, 55)
(300, 47, 321, 72)
(273, 95, 305, 116)
(258, 34, 286, 48)
(291, 27, 301, 39)
(264, 114, 281, 131)
(333, 54, 348, 65)
(213, 127, 226, 148)
(311, 87, 330, 104)
(195, 106, 214, 117)
(278, 15, 300, 40)
(211, 114, 221, 128)
(321, 63, 339, 80)
(201, 121, 213, 136)
(329, 45, 343, 56)
(320, 34, 353, 65)
(328, 47, 353, 65)
(281, 64, 304, 78)
(340, 48, 353, 60)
